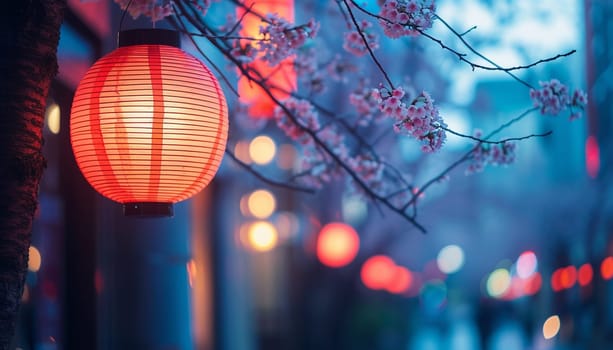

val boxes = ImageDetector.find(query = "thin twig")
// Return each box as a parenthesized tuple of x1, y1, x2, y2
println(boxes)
(460, 25, 477, 37)
(443, 127, 552, 144)
(432, 15, 534, 89)
(225, 2, 255, 36)
(225, 149, 316, 193)
(349, 1, 574, 79)
(341, 0, 395, 90)
(167, 10, 240, 97)
(402, 107, 539, 211)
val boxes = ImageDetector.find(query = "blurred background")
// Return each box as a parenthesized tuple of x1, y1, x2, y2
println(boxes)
(13, 0, 612, 349)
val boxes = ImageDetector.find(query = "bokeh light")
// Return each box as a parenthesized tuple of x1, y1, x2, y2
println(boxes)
(21, 285, 30, 303)
(247, 221, 278, 252)
(542, 315, 561, 339)
(277, 144, 296, 170)
(551, 268, 564, 292)
(578, 263, 593, 286)
(523, 272, 542, 296)
(249, 135, 276, 165)
(585, 135, 600, 178)
(341, 194, 368, 226)
(247, 189, 276, 219)
(559, 266, 577, 289)
(486, 268, 511, 298)
(28, 246, 42, 272)
(234, 141, 252, 164)
(45, 102, 61, 134)
(601, 256, 613, 280)
(274, 211, 299, 241)
(420, 280, 448, 311)
(516, 251, 538, 278)
(386, 266, 413, 294)
(186, 259, 197, 288)
(316, 222, 360, 268)
(436, 245, 465, 274)
(361, 255, 396, 290)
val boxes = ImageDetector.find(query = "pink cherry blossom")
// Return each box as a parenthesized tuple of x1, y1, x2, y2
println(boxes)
(349, 80, 384, 126)
(326, 55, 359, 83)
(343, 20, 380, 57)
(345, 153, 386, 195)
(379, 0, 437, 38)
(297, 125, 349, 188)
(273, 98, 321, 145)
(529, 79, 588, 120)
(258, 15, 320, 66)
(114, 0, 210, 21)
(466, 130, 517, 174)
(374, 86, 447, 152)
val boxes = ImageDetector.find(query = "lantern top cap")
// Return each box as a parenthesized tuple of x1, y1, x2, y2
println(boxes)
(118, 29, 181, 48)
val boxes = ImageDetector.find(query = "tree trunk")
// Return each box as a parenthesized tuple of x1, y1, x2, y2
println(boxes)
(0, 1, 65, 348)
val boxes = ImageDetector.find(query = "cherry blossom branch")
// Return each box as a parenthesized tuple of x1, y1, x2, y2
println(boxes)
(430, 15, 534, 89)
(173, 1, 428, 232)
(340, 0, 395, 90)
(167, 12, 240, 97)
(402, 106, 539, 211)
(224, 1, 255, 36)
(167, 1, 582, 234)
(442, 127, 553, 144)
(225, 149, 316, 193)
(348, 1, 574, 86)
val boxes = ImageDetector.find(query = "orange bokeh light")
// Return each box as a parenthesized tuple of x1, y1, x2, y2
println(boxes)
(316, 222, 360, 268)
(386, 266, 413, 294)
(361, 255, 396, 290)
(237, 0, 296, 118)
(601, 257, 613, 280)
(578, 263, 593, 286)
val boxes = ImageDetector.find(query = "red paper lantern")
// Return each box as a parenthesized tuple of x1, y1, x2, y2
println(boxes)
(70, 29, 228, 216)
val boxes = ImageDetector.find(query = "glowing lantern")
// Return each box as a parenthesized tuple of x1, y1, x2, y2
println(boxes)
(237, 0, 296, 118)
(361, 255, 395, 290)
(316, 222, 360, 268)
(70, 29, 228, 216)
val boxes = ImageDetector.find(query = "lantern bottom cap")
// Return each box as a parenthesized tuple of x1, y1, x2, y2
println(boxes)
(123, 202, 174, 218)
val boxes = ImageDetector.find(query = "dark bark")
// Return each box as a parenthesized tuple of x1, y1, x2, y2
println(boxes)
(0, 1, 66, 348)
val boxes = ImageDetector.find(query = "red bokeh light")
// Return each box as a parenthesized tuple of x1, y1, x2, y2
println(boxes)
(316, 222, 360, 268)
(523, 272, 542, 296)
(386, 266, 413, 294)
(559, 266, 577, 289)
(578, 263, 593, 286)
(586, 135, 600, 178)
(551, 269, 564, 292)
(361, 255, 396, 290)
(601, 257, 613, 280)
